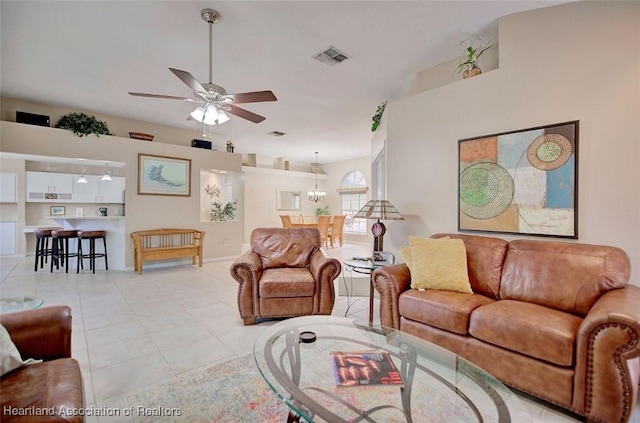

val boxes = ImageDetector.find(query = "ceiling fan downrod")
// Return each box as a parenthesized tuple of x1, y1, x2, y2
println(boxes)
(201, 9, 220, 86)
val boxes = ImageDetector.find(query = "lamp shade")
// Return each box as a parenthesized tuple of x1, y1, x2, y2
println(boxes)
(190, 104, 230, 125)
(353, 200, 404, 221)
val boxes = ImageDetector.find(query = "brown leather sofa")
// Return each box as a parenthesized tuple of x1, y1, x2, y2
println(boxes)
(231, 227, 341, 325)
(1, 306, 85, 423)
(373, 233, 640, 423)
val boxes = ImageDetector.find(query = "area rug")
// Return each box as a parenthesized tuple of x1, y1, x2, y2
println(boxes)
(126, 354, 481, 422)
(125, 355, 287, 422)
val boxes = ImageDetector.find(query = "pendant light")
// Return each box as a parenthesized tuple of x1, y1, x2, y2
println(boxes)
(101, 161, 112, 181)
(307, 152, 326, 202)
(76, 160, 88, 184)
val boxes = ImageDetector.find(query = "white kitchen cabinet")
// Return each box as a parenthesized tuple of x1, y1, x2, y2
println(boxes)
(73, 175, 101, 202)
(72, 175, 124, 203)
(0, 222, 17, 255)
(0, 173, 17, 203)
(99, 176, 125, 203)
(26, 172, 73, 202)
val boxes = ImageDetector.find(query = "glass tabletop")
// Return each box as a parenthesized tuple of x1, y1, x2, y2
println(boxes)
(254, 316, 517, 422)
(343, 259, 388, 271)
(0, 296, 44, 313)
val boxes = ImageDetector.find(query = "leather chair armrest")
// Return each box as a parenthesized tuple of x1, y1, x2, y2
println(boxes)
(372, 264, 412, 330)
(574, 285, 640, 423)
(230, 250, 263, 283)
(0, 305, 72, 361)
(309, 250, 342, 314)
(230, 251, 263, 321)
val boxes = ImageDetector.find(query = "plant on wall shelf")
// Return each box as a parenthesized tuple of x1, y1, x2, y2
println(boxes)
(456, 33, 492, 78)
(205, 183, 237, 221)
(55, 112, 113, 137)
(371, 101, 387, 132)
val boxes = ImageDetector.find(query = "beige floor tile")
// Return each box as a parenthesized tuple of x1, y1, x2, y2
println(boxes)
(91, 352, 174, 402)
(161, 336, 236, 375)
(88, 336, 159, 370)
(85, 321, 150, 348)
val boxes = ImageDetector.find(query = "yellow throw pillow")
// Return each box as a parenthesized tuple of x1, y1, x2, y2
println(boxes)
(408, 236, 472, 293)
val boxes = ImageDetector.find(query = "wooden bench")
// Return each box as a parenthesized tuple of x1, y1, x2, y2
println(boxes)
(130, 228, 205, 274)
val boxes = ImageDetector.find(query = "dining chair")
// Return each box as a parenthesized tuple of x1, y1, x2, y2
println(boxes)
(316, 215, 332, 248)
(329, 214, 346, 247)
(279, 215, 293, 228)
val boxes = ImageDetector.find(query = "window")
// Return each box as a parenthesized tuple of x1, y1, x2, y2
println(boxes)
(339, 171, 368, 233)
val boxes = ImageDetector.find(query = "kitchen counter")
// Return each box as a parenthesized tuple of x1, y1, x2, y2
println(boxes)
(44, 216, 126, 270)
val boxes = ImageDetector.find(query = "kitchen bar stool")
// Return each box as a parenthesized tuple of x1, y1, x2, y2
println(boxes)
(33, 227, 62, 271)
(51, 229, 79, 273)
(77, 230, 108, 274)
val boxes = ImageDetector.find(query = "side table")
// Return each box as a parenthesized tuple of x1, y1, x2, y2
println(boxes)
(343, 255, 394, 325)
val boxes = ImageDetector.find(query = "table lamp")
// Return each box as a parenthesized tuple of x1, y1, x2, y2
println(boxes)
(353, 200, 404, 253)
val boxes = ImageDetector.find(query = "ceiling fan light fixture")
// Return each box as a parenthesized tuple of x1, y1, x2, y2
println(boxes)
(190, 104, 230, 125)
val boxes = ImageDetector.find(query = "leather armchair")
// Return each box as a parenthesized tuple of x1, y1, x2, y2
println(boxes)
(230, 228, 341, 325)
(1, 306, 85, 422)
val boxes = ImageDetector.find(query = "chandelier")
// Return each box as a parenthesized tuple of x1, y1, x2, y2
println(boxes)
(308, 152, 326, 202)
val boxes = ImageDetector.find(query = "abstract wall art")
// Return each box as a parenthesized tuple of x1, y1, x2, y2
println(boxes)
(458, 121, 578, 238)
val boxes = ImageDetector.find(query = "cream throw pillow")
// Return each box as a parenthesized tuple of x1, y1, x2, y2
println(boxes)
(1, 323, 41, 376)
(408, 236, 472, 293)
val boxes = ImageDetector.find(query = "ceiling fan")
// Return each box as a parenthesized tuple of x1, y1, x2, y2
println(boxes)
(128, 9, 277, 127)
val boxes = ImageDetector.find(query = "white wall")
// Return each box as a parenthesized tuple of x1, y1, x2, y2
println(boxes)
(386, 1, 640, 285)
(242, 167, 326, 244)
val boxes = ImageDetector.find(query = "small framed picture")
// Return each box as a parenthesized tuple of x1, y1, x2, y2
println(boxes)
(50, 206, 65, 216)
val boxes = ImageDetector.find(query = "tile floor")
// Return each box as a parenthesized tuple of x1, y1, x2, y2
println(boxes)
(1, 244, 638, 423)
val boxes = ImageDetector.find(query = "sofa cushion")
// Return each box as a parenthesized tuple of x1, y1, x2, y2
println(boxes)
(469, 300, 583, 366)
(432, 233, 508, 299)
(259, 268, 316, 298)
(1, 358, 84, 423)
(500, 240, 631, 316)
(399, 290, 494, 335)
(251, 228, 320, 269)
(407, 237, 472, 294)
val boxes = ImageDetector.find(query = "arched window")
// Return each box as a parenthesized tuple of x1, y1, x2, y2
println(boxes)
(339, 171, 368, 233)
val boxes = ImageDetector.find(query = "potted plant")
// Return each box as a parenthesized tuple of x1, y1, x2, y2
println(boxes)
(456, 34, 492, 79)
(55, 112, 113, 137)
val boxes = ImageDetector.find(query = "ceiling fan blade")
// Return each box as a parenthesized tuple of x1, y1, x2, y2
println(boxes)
(225, 104, 266, 123)
(225, 90, 277, 104)
(128, 92, 191, 101)
(169, 68, 207, 94)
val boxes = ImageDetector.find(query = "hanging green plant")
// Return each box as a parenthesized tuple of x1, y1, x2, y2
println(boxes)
(55, 112, 113, 137)
(371, 101, 387, 132)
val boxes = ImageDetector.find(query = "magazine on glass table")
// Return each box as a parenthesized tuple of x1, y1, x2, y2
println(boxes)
(331, 350, 404, 387)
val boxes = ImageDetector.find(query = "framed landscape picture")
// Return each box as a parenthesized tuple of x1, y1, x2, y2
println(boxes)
(458, 121, 578, 238)
(50, 206, 65, 216)
(138, 153, 191, 196)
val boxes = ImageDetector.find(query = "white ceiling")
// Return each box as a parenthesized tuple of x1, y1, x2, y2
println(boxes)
(1, 1, 572, 164)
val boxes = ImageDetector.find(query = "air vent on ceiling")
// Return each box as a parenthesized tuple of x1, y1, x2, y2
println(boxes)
(269, 131, 286, 137)
(313, 46, 350, 67)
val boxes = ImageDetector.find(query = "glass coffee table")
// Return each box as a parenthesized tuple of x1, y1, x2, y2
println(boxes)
(0, 296, 44, 313)
(254, 316, 516, 422)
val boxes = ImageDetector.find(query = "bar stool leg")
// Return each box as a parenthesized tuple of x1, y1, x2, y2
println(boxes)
(103, 236, 108, 270)
(34, 236, 41, 271)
